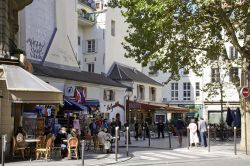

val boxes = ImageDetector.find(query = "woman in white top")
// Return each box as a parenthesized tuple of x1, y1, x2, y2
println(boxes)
(188, 119, 199, 146)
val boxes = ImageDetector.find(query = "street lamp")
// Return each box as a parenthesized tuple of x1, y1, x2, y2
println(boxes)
(125, 90, 133, 124)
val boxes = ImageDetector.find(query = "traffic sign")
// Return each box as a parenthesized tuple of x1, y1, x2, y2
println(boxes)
(241, 87, 249, 98)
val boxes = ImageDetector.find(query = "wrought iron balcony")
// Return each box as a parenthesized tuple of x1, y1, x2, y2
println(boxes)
(78, 12, 96, 27)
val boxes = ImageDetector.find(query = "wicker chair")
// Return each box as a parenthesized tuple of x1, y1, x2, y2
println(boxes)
(12, 136, 27, 159)
(67, 137, 79, 159)
(35, 136, 54, 160)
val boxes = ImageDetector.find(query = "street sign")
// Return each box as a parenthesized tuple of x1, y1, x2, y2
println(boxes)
(241, 87, 249, 98)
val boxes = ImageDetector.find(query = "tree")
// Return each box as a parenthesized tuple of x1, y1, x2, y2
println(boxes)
(109, 0, 250, 150)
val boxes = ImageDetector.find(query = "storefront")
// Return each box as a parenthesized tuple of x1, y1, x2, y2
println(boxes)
(0, 65, 63, 153)
(126, 100, 189, 127)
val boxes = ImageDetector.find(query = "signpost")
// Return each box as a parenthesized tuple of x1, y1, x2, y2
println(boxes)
(241, 87, 249, 155)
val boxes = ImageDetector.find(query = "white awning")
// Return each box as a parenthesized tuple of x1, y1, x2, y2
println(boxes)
(2, 65, 63, 104)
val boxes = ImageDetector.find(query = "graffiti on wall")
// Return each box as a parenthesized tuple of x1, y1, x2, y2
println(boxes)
(26, 38, 46, 60)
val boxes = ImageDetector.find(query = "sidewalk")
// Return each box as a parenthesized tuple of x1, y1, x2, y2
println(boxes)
(4, 135, 247, 166)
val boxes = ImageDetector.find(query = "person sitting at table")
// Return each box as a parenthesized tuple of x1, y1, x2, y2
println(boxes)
(97, 128, 112, 153)
(68, 128, 80, 139)
(54, 127, 68, 158)
(15, 126, 28, 148)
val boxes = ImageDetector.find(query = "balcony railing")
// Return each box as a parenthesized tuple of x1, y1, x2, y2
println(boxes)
(78, 12, 96, 24)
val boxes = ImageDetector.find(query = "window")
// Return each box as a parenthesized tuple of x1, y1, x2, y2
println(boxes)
(149, 87, 156, 101)
(171, 83, 178, 101)
(87, 63, 94, 72)
(111, 20, 115, 36)
(148, 61, 158, 77)
(211, 68, 220, 82)
(229, 67, 239, 81)
(96, 2, 100, 10)
(183, 82, 191, 100)
(104, 90, 115, 101)
(78, 36, 81, 46)
(195, 82, 200, 97)
(87, 39, 96, 53)
(137, 85, 145, 100)
(229, 46, 238, 60)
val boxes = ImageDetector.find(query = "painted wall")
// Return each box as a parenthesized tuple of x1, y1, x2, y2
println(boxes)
(77, 0, 141, 74)
(38, 75, 127, 124)
(19, 0, 79, 70)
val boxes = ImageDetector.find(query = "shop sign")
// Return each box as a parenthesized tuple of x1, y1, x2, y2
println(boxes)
(129, 102, 141, 109)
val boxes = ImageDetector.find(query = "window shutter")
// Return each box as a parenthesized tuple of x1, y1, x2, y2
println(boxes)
(82, 40, 86, 54)
(112, 90, 115, 101)
(95, 39, 98, 53)
(103, 90, 106, 101)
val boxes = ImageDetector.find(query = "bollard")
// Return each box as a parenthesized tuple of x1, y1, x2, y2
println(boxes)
(208, 126, 210, 152)
(115, 127, 119, 162)
(126, 127, 129, 156)
(187, 127, 189, 150)
(148, 130, 151, 147)
(234, 127, 237, 155)
(169, 132, 172, 149)
(1, 135, 7, 166)
(81, 140, 85, 166)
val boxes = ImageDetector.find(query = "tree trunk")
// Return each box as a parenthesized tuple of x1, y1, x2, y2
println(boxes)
(240, 100, 250, 152)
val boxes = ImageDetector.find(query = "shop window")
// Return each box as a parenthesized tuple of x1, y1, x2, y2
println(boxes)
(137, 84, 145, 100)
(149, 87, 156, 101)
(104, 90, 115, 101)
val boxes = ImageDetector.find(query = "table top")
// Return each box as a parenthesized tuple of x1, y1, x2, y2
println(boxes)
(25, 139, 40, 143)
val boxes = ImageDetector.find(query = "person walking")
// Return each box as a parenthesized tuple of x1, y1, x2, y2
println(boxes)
(198, 117, 207, 147)
(188, 119, 199, 147)
(157, 120, 165, 138)
(175, 118, 185, 147)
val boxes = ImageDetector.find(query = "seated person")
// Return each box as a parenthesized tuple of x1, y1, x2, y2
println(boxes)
(54, 127, 68, 158)
(15, 126, 28, 148)
(68, 128, 79, 139)
(97, 128, 112, 153)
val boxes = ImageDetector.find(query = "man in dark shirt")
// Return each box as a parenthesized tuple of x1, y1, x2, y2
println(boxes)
(175, 118, 185, 147)
(110, 118, 116, 137)
(157, 120, 165, 138)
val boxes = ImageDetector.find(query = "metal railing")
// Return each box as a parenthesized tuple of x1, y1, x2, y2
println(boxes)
(78, 12, 96, 23)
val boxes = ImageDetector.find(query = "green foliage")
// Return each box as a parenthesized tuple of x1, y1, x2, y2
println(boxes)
(108, 0, 250, 81)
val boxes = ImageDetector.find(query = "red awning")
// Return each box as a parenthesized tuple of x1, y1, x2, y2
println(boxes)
(127, 100, 189, 113)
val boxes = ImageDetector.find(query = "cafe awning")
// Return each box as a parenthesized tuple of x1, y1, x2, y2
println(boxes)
(1, 65, 63, 104)
(127, 100, 189, 113)
(64, 97, 87, 110)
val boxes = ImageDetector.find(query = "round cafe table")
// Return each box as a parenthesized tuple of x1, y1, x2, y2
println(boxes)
(25, 138, 40, 161)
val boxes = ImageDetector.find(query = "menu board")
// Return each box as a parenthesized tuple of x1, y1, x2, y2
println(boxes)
(23, 117, 37, 135)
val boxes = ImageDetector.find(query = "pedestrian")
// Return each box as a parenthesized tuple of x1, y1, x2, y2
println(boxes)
(110, 118, 116, 137)
(175, 118, 185, 147)
(157, 119, 165, 138)
(134, 120, 139, 141)
(188, 119, 199, 147)
(198, 117, 207, 147)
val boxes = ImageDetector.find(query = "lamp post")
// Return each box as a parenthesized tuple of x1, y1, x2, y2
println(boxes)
(125, 90, 133, 124)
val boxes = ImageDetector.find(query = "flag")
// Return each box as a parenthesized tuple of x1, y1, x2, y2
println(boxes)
(80, 90, 86, 104)
(75, 88, 81, 103)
